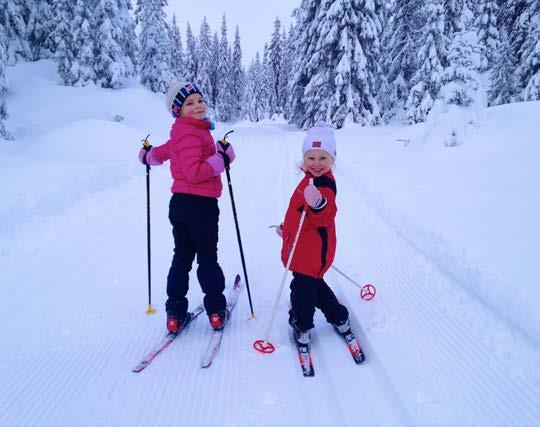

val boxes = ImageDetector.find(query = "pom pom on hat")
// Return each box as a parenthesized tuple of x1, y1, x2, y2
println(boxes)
(302, 121, 337, 160)
(166, 82, 202, 118)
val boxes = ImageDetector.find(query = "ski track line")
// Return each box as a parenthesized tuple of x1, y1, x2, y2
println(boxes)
(334, 170, 540, 425)
(285, 329, 348, 427)
(340, 196, 536, 426)
(343, 190, 540, 422)
(319, 285, 416, 427)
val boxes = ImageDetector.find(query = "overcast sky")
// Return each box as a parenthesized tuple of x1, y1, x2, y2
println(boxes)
(166, 0, 299, 66)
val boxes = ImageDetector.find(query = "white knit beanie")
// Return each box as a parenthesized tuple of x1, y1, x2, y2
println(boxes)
(166, 82, 202, 118)
(302, 121, 337, 160)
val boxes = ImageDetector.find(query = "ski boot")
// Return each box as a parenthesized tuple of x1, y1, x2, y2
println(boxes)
(208, 309, 229, 331)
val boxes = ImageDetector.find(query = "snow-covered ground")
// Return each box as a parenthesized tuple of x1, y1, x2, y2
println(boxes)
(0, 60, 539, 427)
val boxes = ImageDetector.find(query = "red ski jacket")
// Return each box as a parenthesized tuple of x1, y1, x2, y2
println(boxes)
(152, 116, 222, 198)
(281, 171, 337, 279)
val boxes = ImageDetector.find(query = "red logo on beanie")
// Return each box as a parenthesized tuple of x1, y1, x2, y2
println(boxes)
(312, 141, 322, 148)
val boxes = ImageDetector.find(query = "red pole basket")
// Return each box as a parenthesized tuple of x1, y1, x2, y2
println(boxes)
(360, 283, 377, 301)
(253, 339, 275, 354)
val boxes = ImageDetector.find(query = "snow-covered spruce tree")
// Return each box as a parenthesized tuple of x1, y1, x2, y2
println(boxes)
(168, 14, 184, 80)
(259, 44, 271, 120)
(69, 0, 98, 86)
(0, 27, 13, 141)
(440, 29, 482, 107)
(184, 23, 198, 83)
(489, 28, 516, 105)
(26, 0, 56, 59)
(229, 26, 245, 121)
(215, 15, 233, 122)
(139, 0, 174, 93)
(474, 0, 499, 70)
(210, 31, 220, 106)
(53, 0, 76, 85)
(380, 0, 424, 121)
(443, 0, 464, 34)
(243, 54, 264, 121)
(518, 0, 540, 101)
(267, 17, 283, 116)
(280, 25, 293, 119)
(197, 17, 213, 106)
(0, 0, 32, 65)
(93, 0, 137, 89)
(290, 0, 381, 129)
(406, 0, 448, 123)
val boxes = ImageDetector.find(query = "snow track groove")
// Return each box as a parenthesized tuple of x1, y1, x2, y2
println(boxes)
(334, 166, 540, 426)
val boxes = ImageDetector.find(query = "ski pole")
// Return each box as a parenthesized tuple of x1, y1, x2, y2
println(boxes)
(330, 265, 362, 289)
(253, 179, 313, 354)
(142, 135, 156, 314)
(331, 265, 377, 300)
(218, 131, 256, 319)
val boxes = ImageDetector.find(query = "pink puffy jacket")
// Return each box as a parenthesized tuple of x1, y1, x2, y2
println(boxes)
(151, 116, 222, 198)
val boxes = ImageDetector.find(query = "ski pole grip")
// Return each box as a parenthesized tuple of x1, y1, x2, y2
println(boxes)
(142, 134, 152, 151)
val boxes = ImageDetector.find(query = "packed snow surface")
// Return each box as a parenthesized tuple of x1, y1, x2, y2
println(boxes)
(1, 61, 538, 427)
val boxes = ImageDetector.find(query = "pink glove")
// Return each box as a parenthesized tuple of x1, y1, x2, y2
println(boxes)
(206, 153, 225, 176)
(217, 142, 236, 163)
(304, 184, 323, 208)
(139, 147, 163, 166)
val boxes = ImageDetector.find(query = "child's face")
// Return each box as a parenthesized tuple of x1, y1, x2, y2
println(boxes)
(303, 149, 333, 177)
(180, 93, 207, 119)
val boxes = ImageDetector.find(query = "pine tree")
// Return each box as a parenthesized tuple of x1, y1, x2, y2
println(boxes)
(93, 0, 137, 88)
(26, 0, 56, 60)
(518, 0, 540, 101)
(267, 17, 283, 116)
(259, 44, 271, 120)
(184, 23, 198, 82)
(229, 26, 245, 121)
(0, 26, 12, 141)
(210, 31, 220, 106)
(139, 0, 174, 93)
(489, 28, 516, 105)
(444, 0, 464, 34)
(406, 0, 448, 123)
(475, 0, 499, 69)
(0, 0, 32, 65)
(441, 29, 482, 107)
(69, 0, 97, 86)
(216, 15, 233, 121)
(290, 0, 381, 129)
(197, 17, 213, 106)
(243, 54, 264, 121)
(381, 0, 424, 120)
(280, 25, 293, 119)
(54, 0, 76, 85)
(169, 14, 184, 80)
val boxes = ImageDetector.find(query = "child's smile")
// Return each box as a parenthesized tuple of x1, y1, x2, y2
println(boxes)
(303, 149, 333, 177)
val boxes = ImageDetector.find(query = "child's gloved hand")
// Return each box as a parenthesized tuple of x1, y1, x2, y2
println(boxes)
(139, 147, 163, 166)
(304, 184, 324, 208)
(217, 142, 236, 163)
(206, 153, 225, 176)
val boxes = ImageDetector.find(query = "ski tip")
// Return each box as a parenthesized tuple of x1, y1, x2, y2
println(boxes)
(234, 274, 241, 284)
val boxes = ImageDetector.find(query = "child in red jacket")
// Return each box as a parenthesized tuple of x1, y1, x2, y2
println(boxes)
(138, 82, 235, 333)
(278, 121, 351, 345)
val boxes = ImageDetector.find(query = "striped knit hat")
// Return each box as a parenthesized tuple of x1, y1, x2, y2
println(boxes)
(166, 82, 202, 118)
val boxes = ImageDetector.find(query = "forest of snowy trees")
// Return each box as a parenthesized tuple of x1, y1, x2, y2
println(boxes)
(0, 0, 539, 139)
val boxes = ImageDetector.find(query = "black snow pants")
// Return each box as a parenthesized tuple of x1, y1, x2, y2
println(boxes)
(289, 272, 348, 332)
(165, 193, 226, 319)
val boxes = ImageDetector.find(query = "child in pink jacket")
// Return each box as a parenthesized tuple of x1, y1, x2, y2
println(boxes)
(138, 82, 235, 333)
